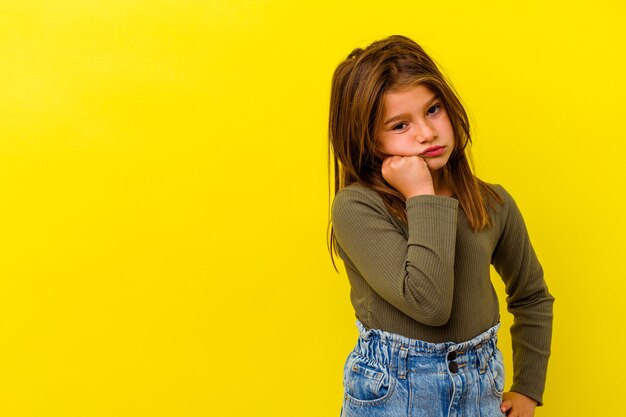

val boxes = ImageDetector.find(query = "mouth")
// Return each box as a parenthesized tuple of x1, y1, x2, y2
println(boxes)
(419, 146, 445, 157)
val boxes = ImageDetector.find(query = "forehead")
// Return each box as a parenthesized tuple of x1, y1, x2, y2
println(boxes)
(382, 84, 437, 112)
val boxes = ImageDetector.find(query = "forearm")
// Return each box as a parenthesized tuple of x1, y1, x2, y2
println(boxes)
(332, 189, 459, 324)
(508, 288, 554, 405)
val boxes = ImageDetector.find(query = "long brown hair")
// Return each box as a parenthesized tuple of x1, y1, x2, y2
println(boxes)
(328, 35, 502, 271)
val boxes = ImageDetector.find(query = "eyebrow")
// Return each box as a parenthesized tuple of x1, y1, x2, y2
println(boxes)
(383, 94, 440, 125)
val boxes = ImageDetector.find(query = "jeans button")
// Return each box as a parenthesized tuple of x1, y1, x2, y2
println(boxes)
(448, 361, 459, 373)
(447, 351, 457, 361)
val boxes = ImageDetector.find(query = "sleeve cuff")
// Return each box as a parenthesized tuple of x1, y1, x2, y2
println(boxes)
(510, 386, 544, 407)
(406, 194, 459, 210)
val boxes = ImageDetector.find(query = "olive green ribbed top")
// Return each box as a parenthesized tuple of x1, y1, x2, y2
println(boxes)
(332, 182, 554, 405)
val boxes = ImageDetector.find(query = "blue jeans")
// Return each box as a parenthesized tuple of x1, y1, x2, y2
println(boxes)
(340, 321, 505, 417)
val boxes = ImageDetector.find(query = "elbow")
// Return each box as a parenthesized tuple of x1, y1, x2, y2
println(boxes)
(420, 304, 452, 326)
(507, 286, 555, 311)
(414, 294, 453, 326)
(404, 274, 454, 326)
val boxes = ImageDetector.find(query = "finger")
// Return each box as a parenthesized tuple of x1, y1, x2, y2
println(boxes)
(382, 157, 395, 169)
(500, 399, 512, 413)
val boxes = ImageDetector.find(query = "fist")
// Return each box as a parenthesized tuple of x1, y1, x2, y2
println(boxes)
(381, 155, 434, 199)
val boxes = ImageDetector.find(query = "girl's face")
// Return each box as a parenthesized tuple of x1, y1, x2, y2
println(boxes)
(376, 84, 455, 172)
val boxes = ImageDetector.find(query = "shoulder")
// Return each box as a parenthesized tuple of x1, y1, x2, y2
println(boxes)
(332, 183, 386, 211)
(331, 183, 391, 224)
(476, 181, 521, 228)
(480, 181, 509, 199)
(479, 181, 517, 210)
(479, 181, 529, 234)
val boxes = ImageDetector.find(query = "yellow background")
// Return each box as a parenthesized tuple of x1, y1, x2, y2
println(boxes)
(1, 1, 624, 416)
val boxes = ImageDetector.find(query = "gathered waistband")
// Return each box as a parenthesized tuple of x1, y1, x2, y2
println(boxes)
(356, 320, 500, 355)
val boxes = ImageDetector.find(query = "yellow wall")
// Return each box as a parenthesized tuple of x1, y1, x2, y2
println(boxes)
(1, 1, 624, 416)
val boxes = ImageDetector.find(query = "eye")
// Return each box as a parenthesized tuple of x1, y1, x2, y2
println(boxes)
(427, 104, 441, 116)
(391, 122, 408, 131)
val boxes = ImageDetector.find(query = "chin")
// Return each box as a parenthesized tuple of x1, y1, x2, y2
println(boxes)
(427, 162, 446, 172)
(430, 156, 452, 169)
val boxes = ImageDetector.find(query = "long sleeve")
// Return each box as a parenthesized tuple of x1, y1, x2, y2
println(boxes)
(332, 188, 459, 326)
(491, 186, 555, 406)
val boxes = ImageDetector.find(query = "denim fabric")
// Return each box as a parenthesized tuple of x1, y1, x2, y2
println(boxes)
(340, 321, 505, 417)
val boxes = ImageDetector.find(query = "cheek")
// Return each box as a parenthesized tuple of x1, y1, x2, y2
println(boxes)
(379, 140, 395, 154)
(443, 116, 455, 137)
(437, 121, 455, 147)
(377, 135, 397, 154)
(381, 140, 410, 155)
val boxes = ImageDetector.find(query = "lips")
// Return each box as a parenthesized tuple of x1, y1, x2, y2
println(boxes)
(420, 146, 445, 157)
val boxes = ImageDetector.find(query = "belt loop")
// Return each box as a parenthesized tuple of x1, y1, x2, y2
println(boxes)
(477, 343, 488, 374)
(397, 344, 408, 379)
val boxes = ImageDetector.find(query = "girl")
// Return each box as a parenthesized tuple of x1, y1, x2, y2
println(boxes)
(328, 35, 554, 417)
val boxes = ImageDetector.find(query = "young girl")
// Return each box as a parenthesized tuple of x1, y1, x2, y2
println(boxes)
(328, 35, 554, 417)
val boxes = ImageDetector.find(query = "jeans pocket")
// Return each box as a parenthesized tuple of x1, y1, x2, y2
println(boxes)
(343, 351, 394, 404)
(487, 347, 505, 396)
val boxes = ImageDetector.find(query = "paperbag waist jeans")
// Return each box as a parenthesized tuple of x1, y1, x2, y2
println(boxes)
(340, 320, 505, 417)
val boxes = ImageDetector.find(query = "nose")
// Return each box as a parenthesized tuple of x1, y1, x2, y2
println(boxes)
(413, 120, 436, 143)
